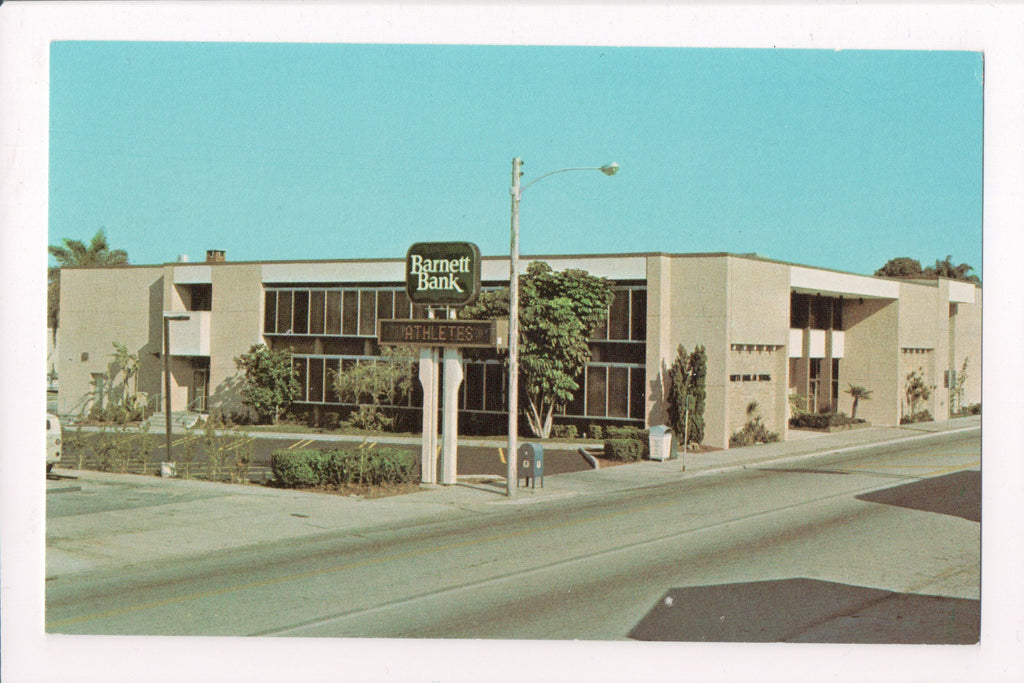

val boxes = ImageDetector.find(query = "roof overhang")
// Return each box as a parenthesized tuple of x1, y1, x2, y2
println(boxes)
(790, 266, 898, 300)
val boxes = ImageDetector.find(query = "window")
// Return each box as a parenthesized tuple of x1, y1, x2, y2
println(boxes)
(758, 374, 771, 381)
(277, 291, 293, 334)
(586, 366, 607, 416)
(359, 290, 376, 336)
(326, 291, 341, 334)
(264, 291, 277, 333)
(607, 367, 629, 418)
(376, 290, 393, 323)
(608, 290, 630, 340)
(790, 293, 809, 328)
(310, 291, 325, 335)
(293, 291, 309, 335)
(730, 374, 741, 382)
(811, 296, 831, 330)
(630, 367, 645, 420)
(630, 289, 647, 341)
(308, 357, 324, 403)
(342, 291, 358, 335)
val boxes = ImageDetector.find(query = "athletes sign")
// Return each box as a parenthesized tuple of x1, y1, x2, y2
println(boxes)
(405, 242, 481, 306)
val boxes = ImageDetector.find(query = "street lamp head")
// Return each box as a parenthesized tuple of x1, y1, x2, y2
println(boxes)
(600, 162, 620, 176)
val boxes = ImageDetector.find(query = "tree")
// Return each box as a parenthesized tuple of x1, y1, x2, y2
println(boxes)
(666, 344, 707, 446)
(233, 344, 299, 424)
(460, 261, 614, 438)
(332, 345, 417, 431)
(845, 384, 872, 419)
(874, 257, 923, 279)
(48, 229, 129, 331)
(904, 367, 932, 417)
(874, 255, 980, 284)
(923, 255, 981, 284)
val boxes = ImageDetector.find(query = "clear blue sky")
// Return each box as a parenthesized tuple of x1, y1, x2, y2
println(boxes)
(49, 42, 983, 277)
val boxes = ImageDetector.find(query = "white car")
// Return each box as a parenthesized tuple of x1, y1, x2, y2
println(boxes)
(46, 413, 62, 473)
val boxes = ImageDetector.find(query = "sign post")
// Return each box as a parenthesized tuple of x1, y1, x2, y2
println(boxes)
(382, 242, 506, 488)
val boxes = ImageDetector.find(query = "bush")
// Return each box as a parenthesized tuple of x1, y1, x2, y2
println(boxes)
(549, 424, 578, 439)
(588, 425, 604, 440)
(271, 450, 322, 488)
(271, 446, 416, 488)
(729, 421, 780, 448)
(900, 410, 934, 425)
(604, 425, 647, 440)
(789, 412, 865, 430)
(603, 438, 645, 462)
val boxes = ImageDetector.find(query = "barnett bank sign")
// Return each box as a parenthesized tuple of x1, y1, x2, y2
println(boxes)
(405, 242, 481, 306)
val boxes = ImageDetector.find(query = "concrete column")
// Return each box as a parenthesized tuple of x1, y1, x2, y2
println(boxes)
(418, 347, 439, 484)
(440, 347, 464, 485)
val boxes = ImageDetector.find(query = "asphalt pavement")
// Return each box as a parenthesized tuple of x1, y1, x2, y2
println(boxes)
(46, 416, 981, 580)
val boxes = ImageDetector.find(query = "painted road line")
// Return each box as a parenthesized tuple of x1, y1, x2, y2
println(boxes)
(286, 439, 314, 450)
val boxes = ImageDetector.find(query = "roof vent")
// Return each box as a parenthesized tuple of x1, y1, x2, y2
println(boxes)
(176, 254, 189, 263)
(206, 250, 226, 263)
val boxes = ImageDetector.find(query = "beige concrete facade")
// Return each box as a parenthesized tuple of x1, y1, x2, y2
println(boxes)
(55, 252, 981, 449)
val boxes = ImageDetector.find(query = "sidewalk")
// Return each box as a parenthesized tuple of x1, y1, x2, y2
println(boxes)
(46, 416, 980, 579)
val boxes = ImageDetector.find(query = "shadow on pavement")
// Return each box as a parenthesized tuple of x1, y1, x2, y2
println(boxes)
(856, 470, 980, 523)
(628, 578, 979, 644)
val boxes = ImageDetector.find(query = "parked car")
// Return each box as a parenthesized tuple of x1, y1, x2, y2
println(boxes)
(46, 413, 62, 473)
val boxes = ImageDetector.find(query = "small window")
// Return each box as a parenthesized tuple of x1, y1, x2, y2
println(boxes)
(758, 374, 771, 382)
(742, 374, 753, 382)
(730, 374, 741, 382)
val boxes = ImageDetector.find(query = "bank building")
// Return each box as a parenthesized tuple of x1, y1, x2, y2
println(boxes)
(55, 250, 981, 449)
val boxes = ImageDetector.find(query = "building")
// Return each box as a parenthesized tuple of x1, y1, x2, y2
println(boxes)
(56, 250, 981, 448)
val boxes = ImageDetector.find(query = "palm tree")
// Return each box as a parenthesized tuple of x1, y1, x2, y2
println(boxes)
(845, 384, 872, 419)
(48, 229, 129, 331)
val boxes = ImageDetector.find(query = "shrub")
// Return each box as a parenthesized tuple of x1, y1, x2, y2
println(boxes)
(900, 410, 934, 425)
(789, 412, 865, 430)
(271, 450, 321, 488)
(344, 405, 396, 432)
(729, 421, 780, 447)
(603, 438, 645, 462)
(589, 425, 604, 440)
(549, 424, 578, 439)
(271, 446, 416, 488)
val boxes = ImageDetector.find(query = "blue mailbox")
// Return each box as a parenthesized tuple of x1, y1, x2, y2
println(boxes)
(518, 442, 544, 489)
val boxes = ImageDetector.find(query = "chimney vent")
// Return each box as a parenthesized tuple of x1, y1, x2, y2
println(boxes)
(206, 250, 226, 263)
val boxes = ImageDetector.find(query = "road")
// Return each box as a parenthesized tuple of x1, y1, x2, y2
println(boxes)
(46, 432, 980, 642)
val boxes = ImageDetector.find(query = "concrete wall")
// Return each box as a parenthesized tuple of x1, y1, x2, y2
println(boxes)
(208, 263, 264, 415)
(838, 297, 900, 426)
(56, 266, 165, 416)
(725, 257, 790, 440)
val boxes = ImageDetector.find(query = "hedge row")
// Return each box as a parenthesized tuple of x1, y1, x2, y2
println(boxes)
(789, 412, 865, 430)
(271, 447, 415, 488)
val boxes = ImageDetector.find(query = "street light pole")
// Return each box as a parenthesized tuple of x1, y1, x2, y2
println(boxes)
(163, 314, 190, 464)
(507, 157, 522, 498)
(506, 158, 619, 498)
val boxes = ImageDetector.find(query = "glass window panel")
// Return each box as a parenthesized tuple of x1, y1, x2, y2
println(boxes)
(326, 291, 341, 335)
(324, 358, 340, 403)
(607, 367, 629, 418)
(264, 291, 276, 333)
(376, 290, 393, 323)
(308, 357, 324, 403)
(293, 357, 307, 402)
(395, 290, 411, 319)
(608, 291, 630, 340)
(630, 367, 645, 420)
(630, 289, 647, 341)
(464, 362, 484, 411)
(412, 304, 429, 319)
(811, 296, 831, 330)
(342, 291, 359, 335)
(586, 366, 607, 417)
(833, 298, 843, 330)
(293, 291, 309, 335)
(790, 293, 809, 328)
(359, 290, 376, 336)
(309, 291, 325, 335)
(484, 363, 505, 412)
(591, 316, 608, 340)
(567, 373, 586, 416)
(277, 291, 293, 334)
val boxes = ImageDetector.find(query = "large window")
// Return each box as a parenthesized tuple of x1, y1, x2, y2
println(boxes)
(791, 292, 843, 331)
(591, 287, 647, 342)
(265, 286, 414, 338)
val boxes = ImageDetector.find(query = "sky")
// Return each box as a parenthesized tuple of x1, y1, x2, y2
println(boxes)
(49, 42, 984, 278)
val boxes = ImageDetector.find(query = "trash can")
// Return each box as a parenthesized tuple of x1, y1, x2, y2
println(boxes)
(648, 426, 677, 462)
(518, 442, 544, 488)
